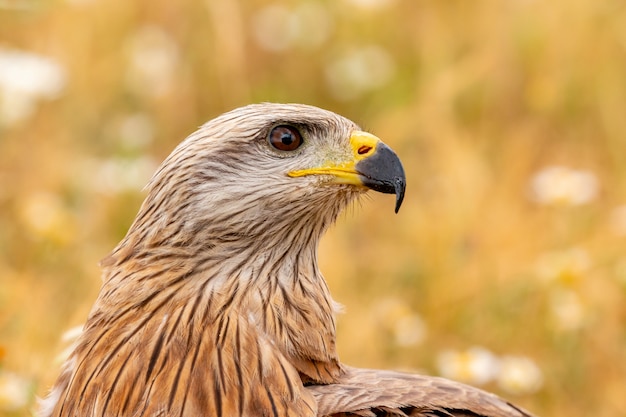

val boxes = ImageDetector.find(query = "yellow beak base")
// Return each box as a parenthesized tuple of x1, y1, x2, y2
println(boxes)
(288, 131, 381, 186)
(288, 130, 406, 212)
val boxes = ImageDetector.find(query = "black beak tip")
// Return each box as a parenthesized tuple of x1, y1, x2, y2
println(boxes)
(394, 177, 406, 214)
(354, 141, 406, 213)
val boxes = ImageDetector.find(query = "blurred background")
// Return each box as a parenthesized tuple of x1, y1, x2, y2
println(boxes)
(1, 0, 626, 415)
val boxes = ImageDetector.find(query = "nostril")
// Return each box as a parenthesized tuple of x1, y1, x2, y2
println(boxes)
(358, 145, 372, 155)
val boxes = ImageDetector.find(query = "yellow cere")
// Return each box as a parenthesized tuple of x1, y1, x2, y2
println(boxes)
(287, 131, 380, 186)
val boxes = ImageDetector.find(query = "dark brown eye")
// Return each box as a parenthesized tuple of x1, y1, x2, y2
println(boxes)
(268, 125, 303, 151)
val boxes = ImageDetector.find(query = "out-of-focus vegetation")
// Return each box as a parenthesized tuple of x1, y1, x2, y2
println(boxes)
(1, 0, 625, 415)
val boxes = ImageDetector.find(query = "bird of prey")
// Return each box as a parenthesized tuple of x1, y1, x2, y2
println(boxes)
(40, 103, 535, 417)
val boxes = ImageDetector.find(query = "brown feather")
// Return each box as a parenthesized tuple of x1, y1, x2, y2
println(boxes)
(309, 367, 535, 417)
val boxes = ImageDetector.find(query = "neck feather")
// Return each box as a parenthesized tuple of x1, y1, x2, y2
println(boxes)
(95, 189, 354, 383)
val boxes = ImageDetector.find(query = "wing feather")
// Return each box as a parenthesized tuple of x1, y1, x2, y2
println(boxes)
(308, 367, 535, 417)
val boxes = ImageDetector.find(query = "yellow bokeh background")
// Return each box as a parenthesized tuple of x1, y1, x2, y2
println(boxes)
(1, 0, 626, 416)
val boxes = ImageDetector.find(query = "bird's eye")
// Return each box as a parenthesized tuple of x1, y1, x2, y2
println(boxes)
(268, 125, 303, 151)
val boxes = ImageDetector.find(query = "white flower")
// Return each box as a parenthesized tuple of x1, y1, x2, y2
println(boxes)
(325, 45, 395, 100)
(19, 192, 73, 241)
(372, 297, 428, 347)
(529, 166, 598, 206)
(0, 371, 32, 411)
(0, 48, 66, 125)
(549, 289, 587, 331)
(496, 356, 543, 395)
(96, 157, 158, 194)
(252, 3, 332, 52)
(535, 248, 590, 287)
(393, 314, 427, 347)
(125, 26, 179, 97)
(78, 156, 158, 195)
(535, 249, 591, 331)
(436, 346, 500, 385)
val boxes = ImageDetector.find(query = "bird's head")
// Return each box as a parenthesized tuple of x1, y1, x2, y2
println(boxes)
(119, 103, 405, 258)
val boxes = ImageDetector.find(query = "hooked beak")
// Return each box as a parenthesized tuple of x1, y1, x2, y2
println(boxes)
(288, 131, 406, 213)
